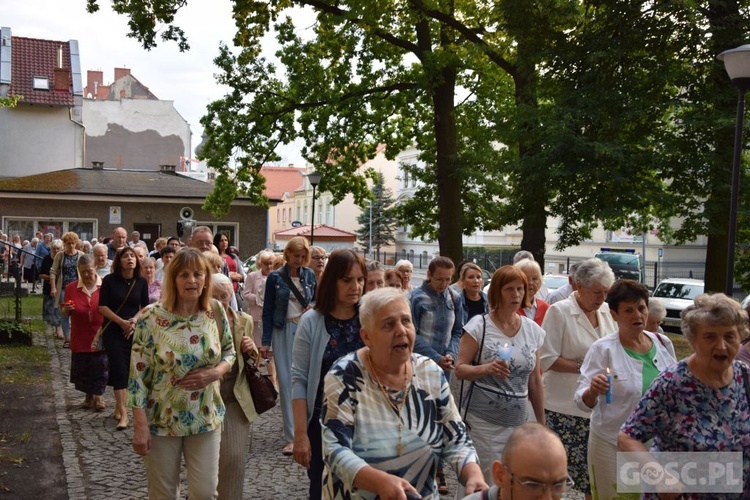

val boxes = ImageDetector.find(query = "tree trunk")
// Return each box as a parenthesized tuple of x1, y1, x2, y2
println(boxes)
(432, 65, 464, 266)
(703, 0, 742, 294)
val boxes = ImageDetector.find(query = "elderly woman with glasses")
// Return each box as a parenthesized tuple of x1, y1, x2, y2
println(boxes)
(310, 246, 327, 283)
(540, 258, 616, 498)
(618, 293, 750, 497)
(395, 259, 414, 291)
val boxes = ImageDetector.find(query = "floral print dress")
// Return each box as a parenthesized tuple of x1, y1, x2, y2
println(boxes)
(127, 301, 236, 436)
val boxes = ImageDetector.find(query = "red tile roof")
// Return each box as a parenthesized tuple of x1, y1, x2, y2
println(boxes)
(275, 224, 356, 241)
(10, 36, 74, 106)
(261, 165, 305, 199)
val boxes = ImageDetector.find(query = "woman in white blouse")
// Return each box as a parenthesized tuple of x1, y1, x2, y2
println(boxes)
(575, 279, 676, 500)
(540, 258, 616, 499)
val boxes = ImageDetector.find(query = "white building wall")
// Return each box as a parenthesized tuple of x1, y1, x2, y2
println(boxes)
(83, 99, 191, 169)
(0, 104, 83, 177)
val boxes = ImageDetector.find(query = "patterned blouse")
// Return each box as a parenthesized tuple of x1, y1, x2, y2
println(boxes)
(621, 360, 750, 497)
(127, 301, 236, 437)
(321, 352, 478, 499)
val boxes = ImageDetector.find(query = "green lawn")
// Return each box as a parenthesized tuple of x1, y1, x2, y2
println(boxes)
(666, 332, 693, 360)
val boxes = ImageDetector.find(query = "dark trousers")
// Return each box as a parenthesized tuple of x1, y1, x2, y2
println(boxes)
(307, 408, 324, 499)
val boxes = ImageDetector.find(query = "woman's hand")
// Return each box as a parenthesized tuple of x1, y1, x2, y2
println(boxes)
(375, 475, 419, 500)
(293, 433, 312, 468)
(230, 272, 243, 282)
(240, 336, 256, 354)
(120, 318, 136, 339)
(461, 463, 489, 496)
(132, 425, 151, 456)
(589, 373, 610, 397)
(259, 346, 273, 360)
(177, 366, 220, 390)
(61, 301, 75, 316)
(484, 359, 510, 379)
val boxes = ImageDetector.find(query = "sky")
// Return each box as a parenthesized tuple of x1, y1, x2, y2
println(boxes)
(4, 0, 306, 165)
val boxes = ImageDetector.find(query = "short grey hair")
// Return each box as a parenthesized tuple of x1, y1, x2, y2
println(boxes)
(359, 287, 410, 331)
(513, 250, 535, 264)
(77, 254, 95, 268)
(514, 259, 542, 281)
(648, 300, 667, 322)
(256, 249, 275, 264)
(366, 260, 383, 272)
(574, 258, 615, 289)
(681, 293, 749, 342)
(93, 243, 108, 254)
(395, 259, 413, 271)
(212, 272, 233, 293)
(569, 261, 583, 279)
(51, 239, 63, 250)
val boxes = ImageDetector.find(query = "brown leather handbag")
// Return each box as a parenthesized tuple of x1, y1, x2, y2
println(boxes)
(243, 351, 278, 414)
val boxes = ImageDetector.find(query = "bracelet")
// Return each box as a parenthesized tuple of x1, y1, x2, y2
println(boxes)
(576, 358, 582, 373)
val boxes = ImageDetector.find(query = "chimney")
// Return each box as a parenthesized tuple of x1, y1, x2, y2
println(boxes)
(91, 161, 104, 170)
(54, 68, 70, 91)
(160, 164, 176, 174)
(86, 70, 103, 96)
(114, 67, 130, 81)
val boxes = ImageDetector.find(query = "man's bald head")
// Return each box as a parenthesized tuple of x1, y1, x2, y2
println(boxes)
(492, 423, 569, 497)
(112, 227, 128, 249)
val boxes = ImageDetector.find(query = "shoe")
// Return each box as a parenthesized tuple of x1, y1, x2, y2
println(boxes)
(282, 443, 294, 456)
(81, 395, 93, 409)
(94, 396, 106, 412)
(62, 340, 70, 348)
(436, 469, 448, 495)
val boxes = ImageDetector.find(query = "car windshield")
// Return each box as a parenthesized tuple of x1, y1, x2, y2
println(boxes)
(653, 283, 704, 300)
(596, 253, 639, 266)
(543, 276, 568, 290)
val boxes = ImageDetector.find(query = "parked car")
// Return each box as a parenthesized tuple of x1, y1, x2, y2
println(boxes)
(650, 278, 705, 332)
(543, 274, 569, 292)
(595, 251, 641, 282)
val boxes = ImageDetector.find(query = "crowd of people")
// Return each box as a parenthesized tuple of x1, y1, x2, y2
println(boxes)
(4, 225, 750, 499)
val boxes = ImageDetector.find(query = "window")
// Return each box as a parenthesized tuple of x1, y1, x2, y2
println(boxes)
(277, 209, 280, 223)
(297, 205, 301, 222)
(33, 76, 49, 90)
(2, 218, 96, 241)
(403, 170, 409, 188)
(282, 208, 287, 222)
(326, 204, 332, 225)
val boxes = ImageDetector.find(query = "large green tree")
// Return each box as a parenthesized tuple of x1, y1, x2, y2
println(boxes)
(89, 0, 750, 286)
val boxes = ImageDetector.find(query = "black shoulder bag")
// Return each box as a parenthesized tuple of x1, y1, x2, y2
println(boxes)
(458, 314, 487, 428)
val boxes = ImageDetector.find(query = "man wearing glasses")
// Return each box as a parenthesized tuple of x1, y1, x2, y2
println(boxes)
(462, 423, 572, 499)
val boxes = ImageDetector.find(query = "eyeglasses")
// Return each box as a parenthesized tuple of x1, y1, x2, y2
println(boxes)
(311, 256, 326, 261)
(505, 465, 573, 498)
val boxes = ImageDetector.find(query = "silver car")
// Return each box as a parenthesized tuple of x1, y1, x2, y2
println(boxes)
(651, 278, 705, 332)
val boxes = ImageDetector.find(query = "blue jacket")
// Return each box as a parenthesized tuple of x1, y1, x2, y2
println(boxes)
(291, 309, 328, 424)
(410, 281, 464, 364)
(261, 265, 317, 346)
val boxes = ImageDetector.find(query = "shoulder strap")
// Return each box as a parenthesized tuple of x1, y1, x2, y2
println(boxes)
(654, 332, 667, 348)
(279, 269, 308, 309)
(460, 314, 487, 425)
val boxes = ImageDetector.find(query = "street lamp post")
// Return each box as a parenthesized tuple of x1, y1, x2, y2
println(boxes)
(369, 200, 373, 260)
(718, 45, 750, 296)
(307, 171, 322, 245)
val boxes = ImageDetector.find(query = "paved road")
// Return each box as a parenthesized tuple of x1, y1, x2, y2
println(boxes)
(47, 323, 581, 499)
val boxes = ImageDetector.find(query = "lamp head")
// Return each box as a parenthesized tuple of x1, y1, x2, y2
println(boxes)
(307, 171, 322, 188)
(718, 44, 750, 82)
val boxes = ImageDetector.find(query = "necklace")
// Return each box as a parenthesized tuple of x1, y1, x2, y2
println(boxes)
(366, 350, 411, 457)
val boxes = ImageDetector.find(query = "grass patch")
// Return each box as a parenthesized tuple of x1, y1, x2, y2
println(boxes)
(0, 294, 43, 322)
(0, 345, 51, 384)
(666, 332, 693, 361)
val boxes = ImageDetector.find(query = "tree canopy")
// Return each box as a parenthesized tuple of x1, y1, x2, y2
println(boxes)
(89, 0, 750, 290)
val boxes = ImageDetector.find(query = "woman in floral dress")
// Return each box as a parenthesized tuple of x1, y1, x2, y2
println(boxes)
(128, 248, 236, 499)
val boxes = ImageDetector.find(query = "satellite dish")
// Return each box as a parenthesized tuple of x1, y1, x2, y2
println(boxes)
(291, 220, 302, 227)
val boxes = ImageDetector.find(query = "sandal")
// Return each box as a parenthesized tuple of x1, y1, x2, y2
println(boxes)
(282, 443, 294, 456)
(81, 395, 93, 409)
(94, 396, 106, 411)
(62, 340, 70, 349)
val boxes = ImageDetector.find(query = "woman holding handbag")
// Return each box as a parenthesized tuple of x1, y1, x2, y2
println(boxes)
(260, 236, 317, 456)
(212, 273, 259, 499)
(455, 266, 546, 483)
(99, 246, 149, 431)
(291, 249, 366, 499)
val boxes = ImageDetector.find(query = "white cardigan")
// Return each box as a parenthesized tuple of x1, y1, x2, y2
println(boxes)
(574, 331, 677, 445)
(540, 293, 616, 418)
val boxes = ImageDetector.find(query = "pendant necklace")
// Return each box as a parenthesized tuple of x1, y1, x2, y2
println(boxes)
(367, 351, 411, 457)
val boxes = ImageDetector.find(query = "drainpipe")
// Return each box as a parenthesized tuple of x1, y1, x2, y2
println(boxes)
(68, 106, 85, 167)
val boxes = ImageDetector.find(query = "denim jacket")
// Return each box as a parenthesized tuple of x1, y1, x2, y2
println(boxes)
(261, 265, 317, 346)
(410, 281, 464, 363)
